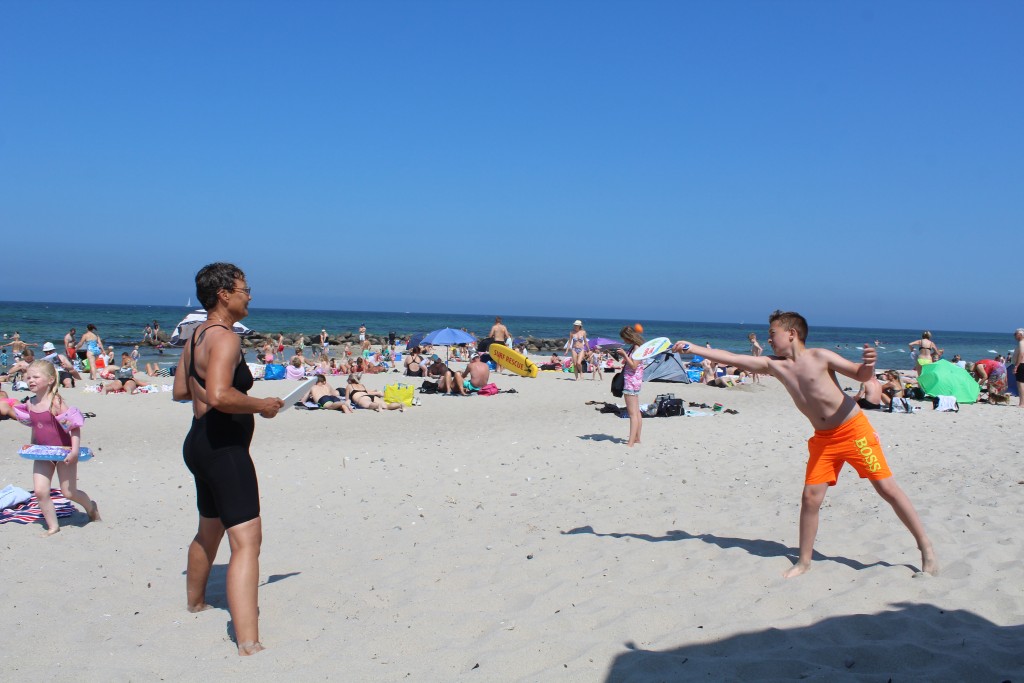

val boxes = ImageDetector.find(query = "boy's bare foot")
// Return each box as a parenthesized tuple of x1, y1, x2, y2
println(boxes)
(237, 641, 265, 656)
(88, 501, 101, 522)
(187, 602, 213, 613)
(783, 561, 811, 578)
(917, 547, 939, 576)
(41, 527, 60, 537)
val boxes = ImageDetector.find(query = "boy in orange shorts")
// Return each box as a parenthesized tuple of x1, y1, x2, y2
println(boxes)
(673, 310, 937, 578)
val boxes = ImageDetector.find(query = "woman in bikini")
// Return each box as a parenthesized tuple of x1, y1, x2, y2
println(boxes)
(567, 320, 589, 381)
(344, 374, 403, 411)
(907, 331, 939, 375)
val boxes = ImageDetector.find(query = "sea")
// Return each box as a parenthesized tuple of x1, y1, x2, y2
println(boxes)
(0, 300, 1016, 371)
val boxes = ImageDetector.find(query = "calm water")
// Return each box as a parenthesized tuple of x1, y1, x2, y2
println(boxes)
(0, 300, 1015, 371)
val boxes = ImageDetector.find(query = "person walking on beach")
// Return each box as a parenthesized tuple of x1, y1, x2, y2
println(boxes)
(173, 263, 283, 656)
(319, 328, 329, 356)
(489, 317, 511, 374)
(617, 325, 646, 447)
(12, 360, 100, 535)
(567, 320, 589, 381)
(673, 311, 937, 578)
(76, 324, 103, 380)
(63, 328, 77, 359)
(748, 332, 763, 383)
(1013, 328, 1024, 408)
(359, 324, 369, 352)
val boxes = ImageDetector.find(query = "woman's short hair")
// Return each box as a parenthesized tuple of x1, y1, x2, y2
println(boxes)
(195, 262, 245, 310)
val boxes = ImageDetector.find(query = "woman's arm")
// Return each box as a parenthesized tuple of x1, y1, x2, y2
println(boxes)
(172, 349, 191, 401)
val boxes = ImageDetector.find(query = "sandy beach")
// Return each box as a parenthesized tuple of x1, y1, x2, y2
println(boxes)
(2, 366, 1022, 681)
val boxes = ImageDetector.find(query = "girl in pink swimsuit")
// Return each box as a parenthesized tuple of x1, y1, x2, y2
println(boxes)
(616, 325, 646, 448)
(13, 361, 100, 535)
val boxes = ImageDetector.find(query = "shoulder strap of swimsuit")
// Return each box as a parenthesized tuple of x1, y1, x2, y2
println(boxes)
(188, 324, 231, 382)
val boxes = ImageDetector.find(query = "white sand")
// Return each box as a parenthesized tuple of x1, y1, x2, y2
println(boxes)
(2, 369, 1022, 680)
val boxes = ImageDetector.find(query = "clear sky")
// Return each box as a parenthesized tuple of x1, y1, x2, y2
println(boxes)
(2, 1, 1020, 332)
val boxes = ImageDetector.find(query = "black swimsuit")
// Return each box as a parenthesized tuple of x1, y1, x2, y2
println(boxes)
(182, 324, 259, 528)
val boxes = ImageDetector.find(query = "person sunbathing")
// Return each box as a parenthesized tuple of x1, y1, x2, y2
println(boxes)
(344, 374, 403, 412)
(104, 353, 148, 393)
(306, 375, 352, 412)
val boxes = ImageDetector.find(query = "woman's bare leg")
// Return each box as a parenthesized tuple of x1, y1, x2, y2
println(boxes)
(226, 517, 263, 655)
(187, 516, 225, 612)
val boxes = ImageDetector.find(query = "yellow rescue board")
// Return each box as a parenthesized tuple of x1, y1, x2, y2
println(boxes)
(488, 343, 538, 378)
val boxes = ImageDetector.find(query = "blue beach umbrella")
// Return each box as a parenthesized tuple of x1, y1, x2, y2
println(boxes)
(420, 327, 477, 361)
(421, 327, 476, 346)
(406, 332, 426, 349)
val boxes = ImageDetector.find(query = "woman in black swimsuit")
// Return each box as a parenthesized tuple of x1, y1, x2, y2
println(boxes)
(173, 263, 283, 657)
(404, 346, 425, 377)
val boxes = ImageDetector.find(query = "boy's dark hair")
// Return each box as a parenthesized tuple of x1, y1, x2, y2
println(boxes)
(769, 310, 808, 342)
(195, 262, 245, 310)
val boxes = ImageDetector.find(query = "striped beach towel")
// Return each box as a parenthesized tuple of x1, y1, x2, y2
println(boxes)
(0, 489, 75, 525)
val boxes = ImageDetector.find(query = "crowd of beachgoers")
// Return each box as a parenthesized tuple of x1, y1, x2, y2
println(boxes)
(2, 319, 1022, 408)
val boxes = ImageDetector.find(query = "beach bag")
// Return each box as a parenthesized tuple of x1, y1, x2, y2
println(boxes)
(264, 364, 285, 380)
(887, 397, 912, 413)
(610, 371, 624, 398)
(418, 380, 439, 394)
(384, 383, 414, 406)
(247, 363, 265, 380)
(478, 383, 499, 396)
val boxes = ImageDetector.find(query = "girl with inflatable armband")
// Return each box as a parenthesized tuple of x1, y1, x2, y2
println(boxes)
(12, 360, 100, 535)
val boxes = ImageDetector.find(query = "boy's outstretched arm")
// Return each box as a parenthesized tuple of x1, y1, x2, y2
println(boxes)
(827, 343, 877, 382)
(672, 340, 771, 374)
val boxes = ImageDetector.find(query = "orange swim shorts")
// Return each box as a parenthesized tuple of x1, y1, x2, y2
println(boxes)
(805, 411, 892, 486)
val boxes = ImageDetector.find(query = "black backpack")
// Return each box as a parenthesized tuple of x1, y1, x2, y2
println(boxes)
(610, 372, 624, 398)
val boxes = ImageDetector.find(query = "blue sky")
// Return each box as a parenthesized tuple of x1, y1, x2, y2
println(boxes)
(2, 1, 1020, 332)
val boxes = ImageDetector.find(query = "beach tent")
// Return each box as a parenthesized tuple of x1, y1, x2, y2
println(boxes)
(642, 352, 692, 383)
(917, 359, 979, 404)
(169, 310, 254, 346)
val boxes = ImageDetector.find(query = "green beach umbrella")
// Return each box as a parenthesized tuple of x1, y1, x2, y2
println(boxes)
(917, 360, 980, 404)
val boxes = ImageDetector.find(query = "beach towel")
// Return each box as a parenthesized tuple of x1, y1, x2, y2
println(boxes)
(0, 489, 75, 525)
(0, 485, 32, 510)
(933, 395, 959, 412)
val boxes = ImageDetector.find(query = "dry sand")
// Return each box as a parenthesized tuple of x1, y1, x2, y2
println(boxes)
(2, 367, 1023, 681)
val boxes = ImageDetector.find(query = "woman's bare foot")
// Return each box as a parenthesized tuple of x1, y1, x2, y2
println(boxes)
(41, 527, 60, 538)
(187, 601, 213, 613)
(783, 560, 811, 578)
(237, 641, 265, 656)
(88, 501, 102, 522)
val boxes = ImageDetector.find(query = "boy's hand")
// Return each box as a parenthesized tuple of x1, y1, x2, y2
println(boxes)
(672, 340, 693, 353)
(862, 343, 877, 366)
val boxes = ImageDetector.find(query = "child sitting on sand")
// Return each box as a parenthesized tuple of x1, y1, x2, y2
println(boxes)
(673, 310, 937, 578)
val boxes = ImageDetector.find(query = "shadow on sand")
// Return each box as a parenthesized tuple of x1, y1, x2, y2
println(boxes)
(603, 603, 1024, 681)
(562, 525, 909, 572)
(578, 434, 627, 443)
